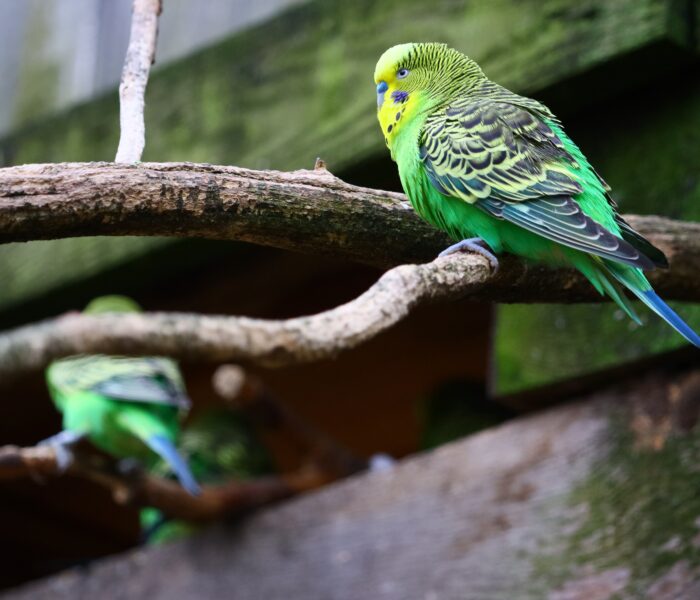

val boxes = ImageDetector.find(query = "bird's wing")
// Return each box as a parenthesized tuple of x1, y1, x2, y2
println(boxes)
(48, 356, 190, 409)
(420, 98, 656, 269)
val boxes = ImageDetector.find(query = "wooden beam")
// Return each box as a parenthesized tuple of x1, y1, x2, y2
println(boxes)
(7, 366, 700, 599)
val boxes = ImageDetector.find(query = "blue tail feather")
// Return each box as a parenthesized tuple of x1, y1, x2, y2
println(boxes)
(146, 434, 201, 496)
(603, 263, 700, 347)
(639, 290, 700, 348)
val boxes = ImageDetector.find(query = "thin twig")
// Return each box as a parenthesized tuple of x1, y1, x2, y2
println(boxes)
(0, 443, 326, 521)
(115, 0, 162, 163)
(213, 365, 367, 476)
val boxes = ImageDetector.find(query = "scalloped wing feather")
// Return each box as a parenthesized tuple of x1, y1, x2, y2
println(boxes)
(47, 356, 190, 409)
(420, 98, 656, 270)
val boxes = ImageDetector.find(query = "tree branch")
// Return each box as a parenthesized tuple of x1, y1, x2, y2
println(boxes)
(0, 162, 698, 378)
(213, 365, 367, 476)
(0, 364, 365, 519)
(115, 0, 162, 163)
(0, 161, 698, 300)
(0, 252, 494, 377)
(0, 443, 327, 521)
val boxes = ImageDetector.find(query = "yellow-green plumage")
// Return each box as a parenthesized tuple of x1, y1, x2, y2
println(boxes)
(45, 296, 200, 494)
(374, 43, 700, 346)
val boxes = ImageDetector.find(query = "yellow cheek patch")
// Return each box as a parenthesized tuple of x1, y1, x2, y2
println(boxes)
(378, 90, 419, 147)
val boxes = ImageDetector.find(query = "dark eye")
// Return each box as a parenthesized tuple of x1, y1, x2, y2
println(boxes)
(397, 68, 410, 79)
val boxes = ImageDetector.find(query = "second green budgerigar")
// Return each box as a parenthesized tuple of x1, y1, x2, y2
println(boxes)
(374, 43, 699, 347)
(44, 296, 200, 495)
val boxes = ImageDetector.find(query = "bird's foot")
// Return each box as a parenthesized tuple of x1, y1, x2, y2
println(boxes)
(438, 237, 499, 272)
(38, 430, 85, 472)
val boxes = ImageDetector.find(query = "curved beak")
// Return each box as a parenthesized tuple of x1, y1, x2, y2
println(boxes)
(376, 81, 388, 109)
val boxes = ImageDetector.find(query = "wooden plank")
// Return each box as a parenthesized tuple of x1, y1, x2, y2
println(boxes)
(7, 366, 700, 599)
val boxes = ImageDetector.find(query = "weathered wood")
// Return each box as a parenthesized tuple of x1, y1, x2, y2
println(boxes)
(7, 367, 700, 599)
(0, 162, 698, 300)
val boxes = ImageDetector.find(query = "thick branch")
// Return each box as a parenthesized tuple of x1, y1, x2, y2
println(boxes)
(115, 0, 162, 163)
(0, 161, 699, 376)
(0, 162, 699, 301)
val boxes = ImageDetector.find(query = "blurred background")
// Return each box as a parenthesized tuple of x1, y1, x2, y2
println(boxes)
(0, 0, 698, 591)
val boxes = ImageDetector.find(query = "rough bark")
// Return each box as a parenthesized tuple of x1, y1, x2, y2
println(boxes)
(1, 161, 699, 378)
(0, 161, 699, 297)
(0, 251, 495, 378)
(114, 0, 162, 163)
(7, 367, 700, 600)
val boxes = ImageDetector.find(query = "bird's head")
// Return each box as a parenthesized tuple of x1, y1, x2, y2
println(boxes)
(374, 43, 485, 147)
(83, 295, 142, 314)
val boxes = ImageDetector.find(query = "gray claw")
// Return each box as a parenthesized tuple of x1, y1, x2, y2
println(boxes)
(438, 237, 499, 272)
(38, 430, 85, 473)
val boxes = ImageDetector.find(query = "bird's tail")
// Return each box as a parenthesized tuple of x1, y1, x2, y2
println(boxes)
(145, 434, 201, 496)
(603, 262, 700, 348)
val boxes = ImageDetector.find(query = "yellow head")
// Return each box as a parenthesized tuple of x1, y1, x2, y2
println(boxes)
(374, 43, 485, 149)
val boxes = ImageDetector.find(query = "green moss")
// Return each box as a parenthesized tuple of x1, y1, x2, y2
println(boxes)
(495, 303, 700, 393)
(532, 412, 700, 596)
(12, 8, 60, 127)
(3, 0, 673, 171)
(0, 237, 171, 313)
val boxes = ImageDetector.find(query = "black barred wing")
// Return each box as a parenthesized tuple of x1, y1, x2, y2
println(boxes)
(479, 196, 654, 268)
(420, 98, 655, 269)
(48, 355, 191, 409)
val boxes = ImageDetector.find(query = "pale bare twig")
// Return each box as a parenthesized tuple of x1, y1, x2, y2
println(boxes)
(115, 0, 162, 163)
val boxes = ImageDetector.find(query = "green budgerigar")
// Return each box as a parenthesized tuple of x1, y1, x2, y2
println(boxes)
(44, 296, 200, 495)
(374, 43, 700, 347)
